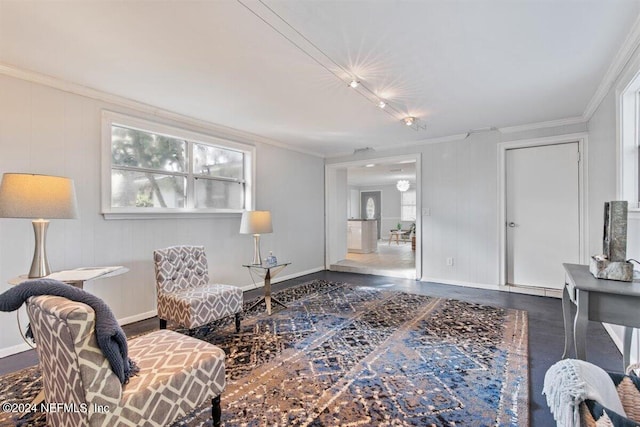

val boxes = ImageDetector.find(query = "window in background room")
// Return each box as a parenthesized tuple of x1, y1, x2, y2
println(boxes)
(102, 112, 254, 217)
(401, 189, 416, 222)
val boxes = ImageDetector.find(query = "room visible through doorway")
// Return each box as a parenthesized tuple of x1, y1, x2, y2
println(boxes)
(328, 157, 419, 280)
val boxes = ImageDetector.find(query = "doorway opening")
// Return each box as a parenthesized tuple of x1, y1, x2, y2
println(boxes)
(325, 154, 421, 280)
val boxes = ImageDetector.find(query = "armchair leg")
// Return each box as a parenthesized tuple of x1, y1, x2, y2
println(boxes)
(159, 318, 167, 330)
(212, 395, 221, 427)
(235, 312, 241, 333)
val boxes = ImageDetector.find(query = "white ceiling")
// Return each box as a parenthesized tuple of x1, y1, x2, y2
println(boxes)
(1, 1, 639, 157)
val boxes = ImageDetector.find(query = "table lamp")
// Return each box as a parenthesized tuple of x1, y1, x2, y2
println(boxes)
(0, 173, 79, 278)
(239, 210, 272, 265)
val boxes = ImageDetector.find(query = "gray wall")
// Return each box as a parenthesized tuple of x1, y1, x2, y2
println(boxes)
(0, 73, 325, 357)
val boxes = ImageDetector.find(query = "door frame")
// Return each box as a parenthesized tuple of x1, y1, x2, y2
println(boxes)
(325, 153, 422, 280)
(497, 132, 589, 287)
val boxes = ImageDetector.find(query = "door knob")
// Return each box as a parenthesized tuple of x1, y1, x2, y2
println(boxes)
(508, 222, 516, 227)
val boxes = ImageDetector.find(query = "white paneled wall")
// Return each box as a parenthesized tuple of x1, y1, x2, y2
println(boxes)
(419, 131, 499, 286)
(327, 82, 633, 362)
(0, 73, 325, 356)
(348, 187, 359, 219)
(327, 120, 589, 291)
(588, 70, 640, 364)
(326, 169, 348, 265)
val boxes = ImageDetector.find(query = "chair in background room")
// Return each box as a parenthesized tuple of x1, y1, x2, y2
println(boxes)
(153, 245, 243, 331)
(26, 294, 226, 426)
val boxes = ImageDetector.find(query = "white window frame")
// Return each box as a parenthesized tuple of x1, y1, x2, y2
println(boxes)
(400, 189, 416, 222)
(617, 61, 640, 216)
(101, 111, 255, 219)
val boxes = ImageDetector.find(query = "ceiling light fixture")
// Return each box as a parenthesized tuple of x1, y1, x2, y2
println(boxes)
(236, 0, 424, 132)
(365, 164, 375, 168)
(396, 180, 410, 192)
(404, 117, 415, 126)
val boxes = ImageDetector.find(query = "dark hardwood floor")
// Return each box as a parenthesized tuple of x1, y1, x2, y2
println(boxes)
(0, 271, 622, 426)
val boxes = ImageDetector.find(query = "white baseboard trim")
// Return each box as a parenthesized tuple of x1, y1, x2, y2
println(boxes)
(419, 276, 563, 298)
(420, 277, 503, 292)
(239, 266, 325, 291)
(118, 309, 157, 326)
(114, 267, 325, 321)
(0, 342, 33, 359)
(0, 312, 158, 358)
(0, 267, 327, 358)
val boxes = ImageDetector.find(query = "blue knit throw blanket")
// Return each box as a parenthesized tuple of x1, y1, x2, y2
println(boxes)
(0, 279, 139, 384)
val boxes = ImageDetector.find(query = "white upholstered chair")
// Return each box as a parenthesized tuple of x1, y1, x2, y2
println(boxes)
(153, 245, 243, 331)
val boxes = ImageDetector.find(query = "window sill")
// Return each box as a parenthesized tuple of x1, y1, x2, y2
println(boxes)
(102, 210, 243, 220)
(629, 208, 640, 220)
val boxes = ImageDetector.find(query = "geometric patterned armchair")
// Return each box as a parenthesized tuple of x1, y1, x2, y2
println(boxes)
(544, 359, 640, 427)
(26, 295, 226, 426)
(580, 369, 640, 426)
(153, 245, 243, 332)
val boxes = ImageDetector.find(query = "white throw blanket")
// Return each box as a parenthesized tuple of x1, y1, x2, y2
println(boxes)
(543, 359, 626, 427)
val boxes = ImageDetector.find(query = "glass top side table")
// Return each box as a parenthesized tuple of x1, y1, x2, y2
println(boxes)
(242, 262, 290, 315)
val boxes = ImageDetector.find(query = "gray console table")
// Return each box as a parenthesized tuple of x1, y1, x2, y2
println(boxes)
(562, 263, 640, 369)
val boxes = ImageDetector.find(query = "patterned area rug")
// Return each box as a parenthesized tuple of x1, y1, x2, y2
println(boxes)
(0, 280, 528, 426)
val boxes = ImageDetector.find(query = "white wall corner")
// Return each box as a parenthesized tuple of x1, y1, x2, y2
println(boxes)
(583, 13, 640, 120)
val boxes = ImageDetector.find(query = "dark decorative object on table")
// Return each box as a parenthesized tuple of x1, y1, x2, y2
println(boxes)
(589, 201, 634, 281)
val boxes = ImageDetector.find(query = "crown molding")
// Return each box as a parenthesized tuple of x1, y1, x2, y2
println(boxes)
(403, 132, 471, 147)
(326, 132, 470, 159)
(583, 13, 640, 120)
(498, 116, 586, 134)
(327, 115, 590, 158)
(0, 63, 325, 158)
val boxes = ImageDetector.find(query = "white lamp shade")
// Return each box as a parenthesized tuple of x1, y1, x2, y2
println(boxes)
(239, 210, 273, 234)
(0, 173, 79, 219)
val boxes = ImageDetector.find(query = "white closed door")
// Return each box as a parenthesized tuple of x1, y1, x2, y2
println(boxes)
(506, 142, 580, 289)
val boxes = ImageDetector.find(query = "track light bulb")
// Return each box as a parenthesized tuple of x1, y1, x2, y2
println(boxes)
(404, 117, 415, 126)
(378, 101, 386, 109)
(349, 80, 360, 88)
